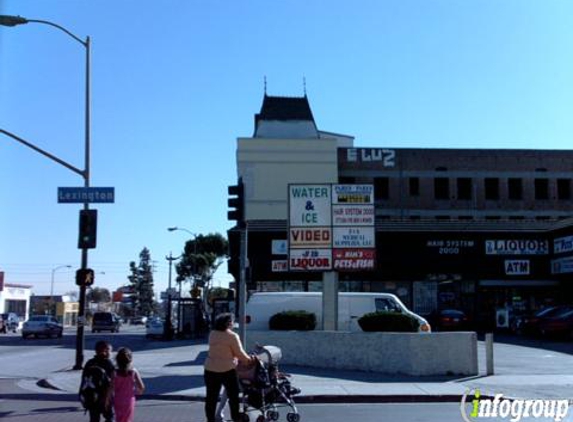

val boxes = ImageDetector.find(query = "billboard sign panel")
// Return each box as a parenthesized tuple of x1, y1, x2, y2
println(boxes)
(289, 227, 331, 249)
(289, 249, 332, 271)
(289, 185, 331, 226)
(333, 226, 375, 248)
(332, 204, 375, 226)
(332, 184, 374, 204)
(333, 249, 376, 270)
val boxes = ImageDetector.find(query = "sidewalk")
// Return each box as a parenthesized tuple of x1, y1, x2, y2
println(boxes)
(27, 340, 573, 403)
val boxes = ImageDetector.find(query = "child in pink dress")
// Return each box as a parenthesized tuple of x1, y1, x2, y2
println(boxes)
(113, 347, 145, 422)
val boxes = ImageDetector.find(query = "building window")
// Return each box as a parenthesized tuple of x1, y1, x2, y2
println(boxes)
(534, 178, 549, 200)
(374, 177, 389, 200)
(557, 179, 571, 200)
(508, 178, 523, 200)
(457, 178, 472, 200)
(485, 178, 499, 200)
(434, 178, 449, 200)
(339, 176, 355, 184)
(409, 177, 420, 196)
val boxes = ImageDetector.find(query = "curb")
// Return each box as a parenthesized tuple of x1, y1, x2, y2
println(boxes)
(38, 379, 466, 404)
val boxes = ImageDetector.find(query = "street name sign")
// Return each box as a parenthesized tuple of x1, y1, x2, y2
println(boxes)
(58, 187, 115, 203)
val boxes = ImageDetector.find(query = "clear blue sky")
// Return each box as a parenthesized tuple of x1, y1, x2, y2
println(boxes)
(1, 1, 573, 296)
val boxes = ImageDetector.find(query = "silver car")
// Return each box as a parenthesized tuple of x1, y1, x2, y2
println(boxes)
(22, 315, 63, 339)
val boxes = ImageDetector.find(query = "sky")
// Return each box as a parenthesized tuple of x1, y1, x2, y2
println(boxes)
(1, 0, 573, 297)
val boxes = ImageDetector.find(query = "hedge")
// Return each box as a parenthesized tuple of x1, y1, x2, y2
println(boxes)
(269, 310, 317, 331)
(358, 311, 419, 332)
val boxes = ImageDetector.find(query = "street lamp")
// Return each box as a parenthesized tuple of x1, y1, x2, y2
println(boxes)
(0, 14, 92, 370)
(50, 265, 72, 314)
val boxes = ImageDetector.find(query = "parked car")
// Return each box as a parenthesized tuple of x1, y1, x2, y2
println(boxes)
(22, 315, 63, 339)
(538, 308, 573, 338)
(130, 316, 147, 325)
(91, 312, 121, 333)
(514, 306, 572, 336)
(146, 317, 164, 339)
(434, 309, 470, 331)
(0, 312, 20, 333)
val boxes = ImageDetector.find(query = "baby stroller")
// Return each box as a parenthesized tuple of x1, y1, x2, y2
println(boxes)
(236, 345, 301, 422)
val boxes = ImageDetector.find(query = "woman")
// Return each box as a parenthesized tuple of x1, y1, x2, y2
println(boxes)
(204, 313, 253, 422)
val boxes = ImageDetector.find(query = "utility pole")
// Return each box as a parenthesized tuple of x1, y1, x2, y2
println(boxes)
(164, 252, 180, 340)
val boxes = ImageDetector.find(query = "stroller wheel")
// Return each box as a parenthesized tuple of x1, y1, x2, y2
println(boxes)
(256, 415, 266, 422)
(268, 410, 280, 421)
(287, 412, 300, 422)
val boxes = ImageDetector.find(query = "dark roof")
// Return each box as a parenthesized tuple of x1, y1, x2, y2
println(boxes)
(255, 95, 316, 123)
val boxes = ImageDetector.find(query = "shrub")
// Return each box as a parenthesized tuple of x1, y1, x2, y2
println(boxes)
(358, 311, 419, 332)
(269, 310, 316, 331)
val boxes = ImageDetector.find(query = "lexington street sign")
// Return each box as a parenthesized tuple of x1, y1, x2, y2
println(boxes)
(58, 187, 115, 204)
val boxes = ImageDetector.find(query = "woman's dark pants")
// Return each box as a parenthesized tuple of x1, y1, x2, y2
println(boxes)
(204, 369, 241, 422)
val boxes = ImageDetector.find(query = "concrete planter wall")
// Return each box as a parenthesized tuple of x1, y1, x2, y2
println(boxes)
(246, 330, 478, 376)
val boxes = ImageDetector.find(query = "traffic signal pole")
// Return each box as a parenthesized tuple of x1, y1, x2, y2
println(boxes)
(228, 178, 247, 344)
(238, 225, 248, 346)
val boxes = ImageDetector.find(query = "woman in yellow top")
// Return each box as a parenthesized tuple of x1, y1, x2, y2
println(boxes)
(204, 313, 254, 422)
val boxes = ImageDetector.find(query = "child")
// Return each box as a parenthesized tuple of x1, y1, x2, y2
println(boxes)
(113, 347, 145, 422)
(82, 340, 115, 422)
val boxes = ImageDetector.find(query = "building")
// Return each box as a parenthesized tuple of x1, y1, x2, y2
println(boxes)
(30, 295, 79, 326)
(228, 94, 573, 329)
(0, 280, 31, 324)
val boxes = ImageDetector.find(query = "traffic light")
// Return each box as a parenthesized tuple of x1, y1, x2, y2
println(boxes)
(75, 268, 95, 286)
(227, 178, 244, 225)
(78, 209, 97, 249)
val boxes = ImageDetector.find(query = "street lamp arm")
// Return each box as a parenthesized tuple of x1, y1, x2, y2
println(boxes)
(0, 129, 85, 177)
(0, 15, 87, 46)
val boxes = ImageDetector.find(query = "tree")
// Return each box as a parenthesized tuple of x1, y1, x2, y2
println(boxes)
(86, 287, 111, 303)
(175, 233, 228, 303)
(127, 247, 156, 317)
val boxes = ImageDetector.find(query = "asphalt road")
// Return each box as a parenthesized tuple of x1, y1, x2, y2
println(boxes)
(5, 377, 556, 422)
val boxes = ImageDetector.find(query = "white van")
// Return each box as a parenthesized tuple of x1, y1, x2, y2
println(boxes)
(245, 292, 431, 333)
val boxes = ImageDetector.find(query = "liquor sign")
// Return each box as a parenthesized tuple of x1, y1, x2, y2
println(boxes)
(289, 227, 332, 248)
(289, 249, 332, 271)
(485, 240, 549, 255)
(333, 227, 375, 248)
(289, 185, 332, 226)
(333, 249, 376, 270)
